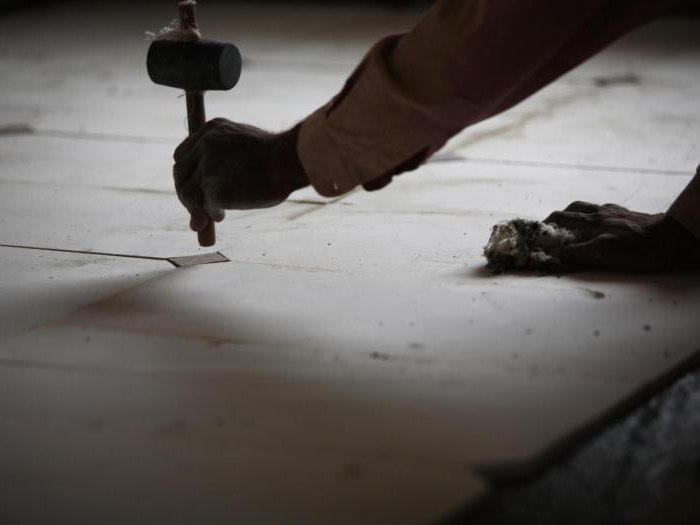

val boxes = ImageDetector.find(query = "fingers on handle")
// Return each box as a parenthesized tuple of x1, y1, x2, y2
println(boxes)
(173, 121, 217, 161)
(177, 175, 208, 232)
(174, 129, 204, 162)
(203, 202, 226, 223)
(173, 143, 204, 189)
(198, 220, 216, 247)
(189, 208, 210, 233)
(177, 172, 226, 231)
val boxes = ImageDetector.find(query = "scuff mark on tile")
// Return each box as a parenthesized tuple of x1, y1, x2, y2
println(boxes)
(593, 73, 641, 88)
(0, 123, 35, 136)
(579, 287, 607, 300)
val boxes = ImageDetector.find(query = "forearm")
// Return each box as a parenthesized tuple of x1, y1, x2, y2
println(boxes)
(668, 167, 700, 241)
(298, 0, 680, 197)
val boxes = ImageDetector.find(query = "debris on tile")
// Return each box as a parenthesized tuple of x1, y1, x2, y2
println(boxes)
(0, 123, 35, 136)
(580, 287, 606, 300)
(593, 73, 641, 87)
(483, 219, 575, 273)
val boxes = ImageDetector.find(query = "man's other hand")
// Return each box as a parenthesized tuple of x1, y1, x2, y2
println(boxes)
(173, 119, 308, 232)
(544, 202, 700, 272)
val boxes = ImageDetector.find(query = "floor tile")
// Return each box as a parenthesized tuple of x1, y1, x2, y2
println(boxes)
(0, 246, 169, 342)
(0, 175, 322, 259)
(2, 260, 697, 468)
(0, 362, 486, 525)
(445, 77, 699, 173)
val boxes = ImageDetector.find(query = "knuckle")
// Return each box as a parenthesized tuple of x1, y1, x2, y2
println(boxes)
(545, 211, 564, 222)
(567, 201, 586, 210)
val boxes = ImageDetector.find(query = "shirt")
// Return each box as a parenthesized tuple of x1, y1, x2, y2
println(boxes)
(297, 0, 698, 240)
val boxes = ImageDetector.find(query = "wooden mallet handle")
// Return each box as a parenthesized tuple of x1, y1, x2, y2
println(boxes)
(186, 91, 215, 247)
(180, 1, 215, 247)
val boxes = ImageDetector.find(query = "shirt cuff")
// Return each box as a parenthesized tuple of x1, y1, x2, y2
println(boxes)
(668, 166, 700, 241)
(297, 35, 478, 197)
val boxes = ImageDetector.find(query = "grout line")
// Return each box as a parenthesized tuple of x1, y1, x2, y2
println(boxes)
(0, 242, 170, 263)
(445, 155, 690, 176)
(243, 58, 356, 73)
(0, 125, 176, 145)
(286, 199, 328, 206)
(0, 243, 230, 268)
(1, 125, 690, 177)
(32, 129, 176, 145)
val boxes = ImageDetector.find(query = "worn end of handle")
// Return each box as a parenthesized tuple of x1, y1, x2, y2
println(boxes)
(198, 220, 216, 247)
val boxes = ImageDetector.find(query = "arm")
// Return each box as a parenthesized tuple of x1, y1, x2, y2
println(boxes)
(172, 0, 686, 259)
(669, 170, 700, 241)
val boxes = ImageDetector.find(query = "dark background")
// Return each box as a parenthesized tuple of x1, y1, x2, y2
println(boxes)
(2, 0, 700, 13)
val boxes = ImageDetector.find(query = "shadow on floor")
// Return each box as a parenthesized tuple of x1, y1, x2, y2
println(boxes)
(441, 363, 700, 525)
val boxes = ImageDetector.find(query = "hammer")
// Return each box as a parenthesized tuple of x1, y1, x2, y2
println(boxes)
(147, 0, 242, 247)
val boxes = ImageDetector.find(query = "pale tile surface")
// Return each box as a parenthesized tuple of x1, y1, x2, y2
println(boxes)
(3, 252, 697, 467)
(0, 363, 485, 525)
(445, 74, 700, 173)
(0, 247, 169, 343)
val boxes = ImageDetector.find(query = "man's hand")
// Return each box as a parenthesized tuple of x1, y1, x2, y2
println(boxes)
(544, 202, 700, 272)
(173, 119, 309, 232)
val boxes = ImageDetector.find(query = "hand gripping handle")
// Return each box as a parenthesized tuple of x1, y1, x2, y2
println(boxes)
(180, 1, 215, 247)
(186, 91, 215, 247)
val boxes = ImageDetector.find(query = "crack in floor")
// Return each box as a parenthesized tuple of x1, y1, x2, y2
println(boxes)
(0, 124, 688, 177)
(0, 243, 229, 268)
(0, 123, 175, 144)
(450, 156, 689, 177)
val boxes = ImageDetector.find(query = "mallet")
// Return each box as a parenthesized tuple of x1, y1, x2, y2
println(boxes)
(147, 0, 242, 247)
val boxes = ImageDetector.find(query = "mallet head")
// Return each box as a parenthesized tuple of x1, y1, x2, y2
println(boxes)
(147, 39, 242, 91)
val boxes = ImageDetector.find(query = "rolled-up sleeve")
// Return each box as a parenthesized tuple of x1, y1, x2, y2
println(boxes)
(298, 0, 680, 197)
(669, 168, 700, 241)
(298, 34, 473, 197)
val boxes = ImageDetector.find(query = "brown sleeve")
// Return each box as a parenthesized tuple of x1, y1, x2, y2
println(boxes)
(298, 0, 680, 197)
(668, 167, 700, 241)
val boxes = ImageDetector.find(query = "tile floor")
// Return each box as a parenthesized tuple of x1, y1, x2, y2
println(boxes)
(1, 2, 699, 523)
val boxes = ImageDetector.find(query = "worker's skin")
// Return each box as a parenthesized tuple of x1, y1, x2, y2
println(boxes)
(172, 3, 700, 274)
(173, 118, 700, 273)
